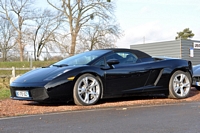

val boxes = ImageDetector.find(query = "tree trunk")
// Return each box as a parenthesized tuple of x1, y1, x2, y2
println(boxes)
(17, 33, 24, 61)
(70, 33, 77, 56)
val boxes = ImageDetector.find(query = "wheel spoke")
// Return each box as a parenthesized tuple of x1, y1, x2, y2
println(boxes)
(78, 87, 85, 95)
(83, 77, 88, 87)
(180, 87, 184, 96)
(174, 86, 180, 93)
(180, 74, 185, 82)
(90, 80, 98, 88)
(174, 77, 180, 83)
(84, 92, 89, 103)
(183, 82, 190, 88)
(90, 89, 98, 96)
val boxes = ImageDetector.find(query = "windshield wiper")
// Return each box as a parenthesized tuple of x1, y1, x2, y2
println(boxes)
(53, 64, 68, 67)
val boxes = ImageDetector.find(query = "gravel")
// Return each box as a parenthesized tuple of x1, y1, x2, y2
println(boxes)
(0, 88, 199, 118)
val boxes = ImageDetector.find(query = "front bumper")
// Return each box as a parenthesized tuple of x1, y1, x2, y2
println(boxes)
(192, 76, 200, 86)
(10, 87, 49, 101)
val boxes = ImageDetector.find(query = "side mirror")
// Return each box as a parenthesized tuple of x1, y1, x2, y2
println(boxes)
(107, 59, 119, 68)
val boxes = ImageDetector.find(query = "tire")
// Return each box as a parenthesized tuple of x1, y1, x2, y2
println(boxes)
(195, 86, 200, 91)
(73, 74, 101, 106)
(168, 71, 191, 99)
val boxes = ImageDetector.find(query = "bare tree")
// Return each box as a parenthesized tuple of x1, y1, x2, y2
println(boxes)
(79, 21, 122, 52)
(28, 9, 61, 61)
(0, 18, 16, 61)
(0, 0, 35, 61)
(47, 0, 116, 55)
(51, 32, 71, 57)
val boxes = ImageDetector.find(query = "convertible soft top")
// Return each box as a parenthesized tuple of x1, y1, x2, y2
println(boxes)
(102, 48, 151, 59)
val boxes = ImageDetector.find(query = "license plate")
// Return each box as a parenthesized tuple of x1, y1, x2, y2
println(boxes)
(196, 82, 200, 86)
(16, 90, 29, 98)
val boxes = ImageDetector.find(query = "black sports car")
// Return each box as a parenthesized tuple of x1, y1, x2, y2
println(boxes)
(192, 64, 200, 90)
(10, 48, 193, 106)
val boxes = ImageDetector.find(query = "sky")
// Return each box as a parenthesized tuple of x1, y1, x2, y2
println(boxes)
(115, 0, 200, 48)
(36, 0, 200, 48)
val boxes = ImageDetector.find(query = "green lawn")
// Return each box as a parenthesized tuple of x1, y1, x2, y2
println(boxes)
(0, 78, 10, 100)
(0, 61, 55, 68)
(0, 88, 10, 100)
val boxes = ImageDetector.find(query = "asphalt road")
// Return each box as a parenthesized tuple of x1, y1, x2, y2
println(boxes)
(0, 102, 200, 133)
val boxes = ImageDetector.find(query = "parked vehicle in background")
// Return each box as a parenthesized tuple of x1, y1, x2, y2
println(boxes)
(10, 48, 193, 106)
(192, 64, 200, 90)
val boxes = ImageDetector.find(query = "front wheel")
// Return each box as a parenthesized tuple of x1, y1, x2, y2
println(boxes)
(73, 74, 101, 106)
(168, 71, 191, 99)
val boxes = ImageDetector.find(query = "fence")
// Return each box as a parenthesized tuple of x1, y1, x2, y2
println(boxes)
(0, 67, 35, 78)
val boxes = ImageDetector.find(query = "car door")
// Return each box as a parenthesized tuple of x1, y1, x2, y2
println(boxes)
(104, 52, 151, 95)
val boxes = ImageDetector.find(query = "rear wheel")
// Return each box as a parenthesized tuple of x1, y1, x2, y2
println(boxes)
(168, 71, 191, 99)
(73, 74, 101, 106)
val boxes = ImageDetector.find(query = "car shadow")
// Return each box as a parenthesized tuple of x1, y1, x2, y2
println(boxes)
(24, 88, 200, 107)
(99, 87, 200, 104)
(98, 94, 167, 104)
(24, 94, 167, 106)
(24, 101, 75, 106)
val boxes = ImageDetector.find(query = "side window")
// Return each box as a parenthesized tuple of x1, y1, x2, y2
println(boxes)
(106, 52, 138, 64)
(94, 58, 106, 67)
(105, 53, 123, 61)
(123, 53, 138, 64)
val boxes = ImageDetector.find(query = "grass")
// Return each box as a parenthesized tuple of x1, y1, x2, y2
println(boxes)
(0, 61, 56, 68)
(0, 77, 10, 100)
(0, 88, 10, 100)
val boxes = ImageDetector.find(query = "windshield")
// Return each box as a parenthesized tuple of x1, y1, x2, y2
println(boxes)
(52, 50, 110, 66)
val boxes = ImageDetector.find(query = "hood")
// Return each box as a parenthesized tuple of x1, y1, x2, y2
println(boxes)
(12, 65, 83, 84)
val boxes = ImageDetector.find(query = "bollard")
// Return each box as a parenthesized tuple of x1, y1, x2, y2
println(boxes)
(12, 67, 16, 78)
